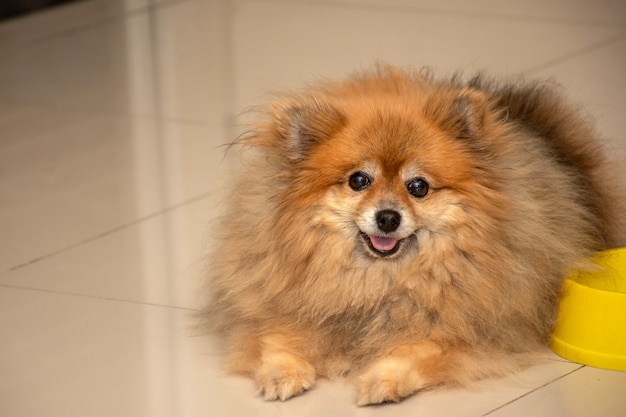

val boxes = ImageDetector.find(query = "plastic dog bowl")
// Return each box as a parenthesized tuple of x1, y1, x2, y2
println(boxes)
(551, 248, 626, 372)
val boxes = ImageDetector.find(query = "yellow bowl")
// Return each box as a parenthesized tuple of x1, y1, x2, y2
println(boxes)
(551, 248, 626, 372)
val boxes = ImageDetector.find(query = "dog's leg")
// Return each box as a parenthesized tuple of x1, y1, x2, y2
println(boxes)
(254, 333, 316, 401)
(355, 341, 443, 406)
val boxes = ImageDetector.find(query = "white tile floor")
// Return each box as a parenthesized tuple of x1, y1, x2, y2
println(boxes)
(1, 1, 625, 416)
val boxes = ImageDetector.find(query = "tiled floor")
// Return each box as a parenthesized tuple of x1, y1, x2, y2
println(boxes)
(1, 1, 625, 416)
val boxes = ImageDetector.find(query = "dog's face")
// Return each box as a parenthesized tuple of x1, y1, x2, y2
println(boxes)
(272, 92, 498, 262)
(348, 168, 425, 258)
(340, 164, 430, 259)
(316, 111, 472, 261)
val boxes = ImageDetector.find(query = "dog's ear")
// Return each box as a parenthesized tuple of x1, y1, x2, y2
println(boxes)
(424, 88, 488, 140)
(272, 100, 346, 161)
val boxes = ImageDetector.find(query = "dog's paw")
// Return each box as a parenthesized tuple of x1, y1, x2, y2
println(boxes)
(356, 355, 425, 406)
(255, 351, 316, 401)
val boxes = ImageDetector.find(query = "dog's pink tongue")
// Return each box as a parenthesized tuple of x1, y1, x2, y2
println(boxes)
(369, 235, 398, 251)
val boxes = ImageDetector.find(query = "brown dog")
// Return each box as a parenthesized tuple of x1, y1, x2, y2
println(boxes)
(205, 66, 621, 405)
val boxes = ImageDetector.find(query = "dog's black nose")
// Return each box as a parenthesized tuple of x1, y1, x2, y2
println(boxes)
(376, 210, 401, 233)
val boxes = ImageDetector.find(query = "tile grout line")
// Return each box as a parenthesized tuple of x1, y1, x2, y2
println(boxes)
(0, 0, 190, 47)
(525, 30, 626, 74)
(0, 95, 223, 126)
(481, 364, 586, 416)
(258, 0, 626, 28)
(0, 191, 214, 276)
(0, 281, 198, 312)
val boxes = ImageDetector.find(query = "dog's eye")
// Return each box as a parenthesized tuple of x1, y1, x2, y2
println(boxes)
(406, 177, 429, 198)
(348, 171, 372, 191)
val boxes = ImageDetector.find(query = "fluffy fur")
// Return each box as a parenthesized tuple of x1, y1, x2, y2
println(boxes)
(204, 66, 622, 405)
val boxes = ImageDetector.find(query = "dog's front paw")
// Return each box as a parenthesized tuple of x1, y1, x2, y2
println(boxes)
(356, 355, 426, 406)
(255, 351, 316, 401)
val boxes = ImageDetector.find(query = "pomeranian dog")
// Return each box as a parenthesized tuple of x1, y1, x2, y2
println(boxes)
(205, 66, 621, 405)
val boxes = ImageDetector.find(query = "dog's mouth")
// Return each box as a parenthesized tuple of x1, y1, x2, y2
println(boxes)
(360, 232, 402, 257)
